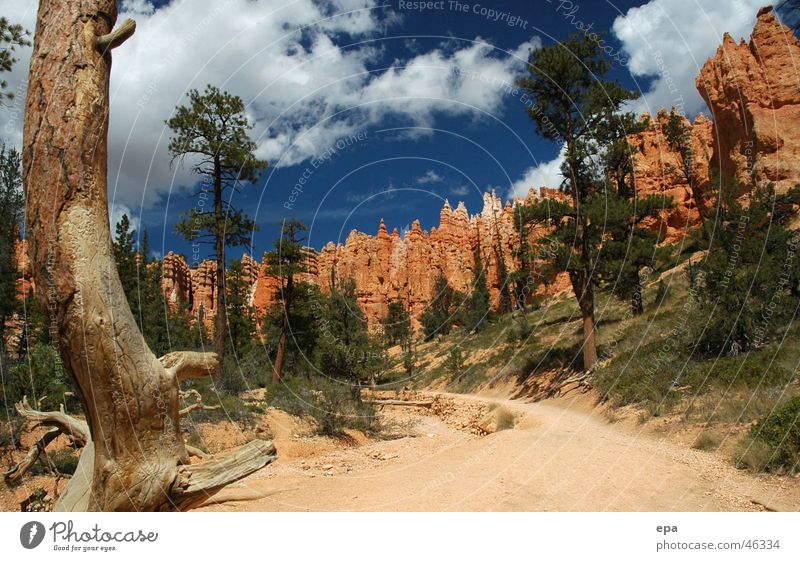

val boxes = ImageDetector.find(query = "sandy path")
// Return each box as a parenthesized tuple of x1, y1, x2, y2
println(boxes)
(199, 393, 800, 512)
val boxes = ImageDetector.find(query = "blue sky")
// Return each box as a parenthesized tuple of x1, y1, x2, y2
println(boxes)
(1, 0, 775, 260)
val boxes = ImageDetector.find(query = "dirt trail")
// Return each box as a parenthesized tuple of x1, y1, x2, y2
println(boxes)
(199, 392, 800, 512)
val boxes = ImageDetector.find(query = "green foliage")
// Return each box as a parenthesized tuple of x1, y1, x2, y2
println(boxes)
(747, 397, 800, 473)
(113, 214, 139, 298)
(383, 300, 411, 349)
(315, 278, 386, 387)
(516, 33, 641, 368)
(402, 348, 416, 379)
(0, 17, 30, 102)
(0, 145, 24, 343)
(0, 415, 24, 448)
(168, 85, 268, 361)
(132, 259, 206, 357)
(8, 343, 76, 411)
(225, 259, 256, 355)
(168, 85, 267, 251)
(420, 273, 462, 340)
(265, 377, 378, 436)
(443, 346, 465, 377)
(459, 242, 491, 332)
(654, 279, 670, 307)
(263, 219, 320, 379)
(692, 183, 800, 356)
(48, 447, 80, 476)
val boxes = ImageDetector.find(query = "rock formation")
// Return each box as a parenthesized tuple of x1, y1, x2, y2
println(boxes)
(697, 6, 800, 193)
(628, 110, 715, 243)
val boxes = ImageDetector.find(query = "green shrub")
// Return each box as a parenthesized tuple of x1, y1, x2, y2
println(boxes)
(443, 346, 465, 377)
(49, 447, 79, 475)
(747, 397, 800, 473)
(0, 416, 24, 448)
(8, 343, 76, 411)
(266, 377, 378, 436)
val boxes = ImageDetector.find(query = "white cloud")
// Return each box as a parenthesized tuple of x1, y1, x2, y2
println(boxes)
(109, 203, 142, 234)
(2, 0, 537, 210)
(416, 170, 443, 184)
(450, 184, 469, 196)
(506, 149, 565, 199)
(613, 0, 764, 116)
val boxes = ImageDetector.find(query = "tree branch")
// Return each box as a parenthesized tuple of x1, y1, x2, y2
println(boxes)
(15, 397, 89, 446)
(159, 351, 218, 381)
(3, 427, 62, 484)
(96, 18, 136, 53)
(169, 439, 277, 511)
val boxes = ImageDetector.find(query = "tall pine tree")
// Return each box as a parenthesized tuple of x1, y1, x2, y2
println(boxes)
(167, 85, 267, 368)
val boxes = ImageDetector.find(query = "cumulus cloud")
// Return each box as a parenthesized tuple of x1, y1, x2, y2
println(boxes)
(613, 0, 764, 116)
(506, 149, 565, 199)
(2, 0, 537, 211)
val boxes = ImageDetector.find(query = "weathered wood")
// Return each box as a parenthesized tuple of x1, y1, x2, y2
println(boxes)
(185, 445, 211, 460)
(171, 440, 277, 511)
(4, 427, 62, 484)
(15, 397, 89, 446)
(160, 351, 218, 381)
(179, 403, 221, 417)
(54, 442, 94, 512)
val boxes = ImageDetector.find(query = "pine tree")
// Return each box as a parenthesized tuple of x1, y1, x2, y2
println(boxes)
(316, 278, 385, 395)
(225, 258, 256, 355)
(113, 213, 140, 317)
(693, 182, 800, 355)
(0, 17, 31, 103)
(516, 33, 639, 371)
(419, 273, 460, 341)
(167, 85, 268, 367)
(383, 300, 411, 350)
(461, 237, 491, 332)
(0, 145, 24, 347)
(594, 114, 673, 315)
(264, 219, 310, 384)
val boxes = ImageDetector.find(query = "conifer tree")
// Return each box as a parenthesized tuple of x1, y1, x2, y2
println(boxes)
(167, 85, 268, 367)
(516, 33, 639, 370)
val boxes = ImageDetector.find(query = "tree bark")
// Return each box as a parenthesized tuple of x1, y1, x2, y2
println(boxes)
(271, 328, 287, 385)
(570, 269, 597, 371)
(22, 0, 273, 511)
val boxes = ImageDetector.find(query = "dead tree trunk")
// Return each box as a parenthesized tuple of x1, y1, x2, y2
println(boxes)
(22, 0, 274, 511)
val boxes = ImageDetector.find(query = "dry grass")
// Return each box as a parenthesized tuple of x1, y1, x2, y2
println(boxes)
(692, 430, 723, 452)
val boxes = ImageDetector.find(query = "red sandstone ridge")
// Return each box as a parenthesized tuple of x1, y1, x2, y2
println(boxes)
(628, 109, 714, 243)
(697, 6, 800, 193)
